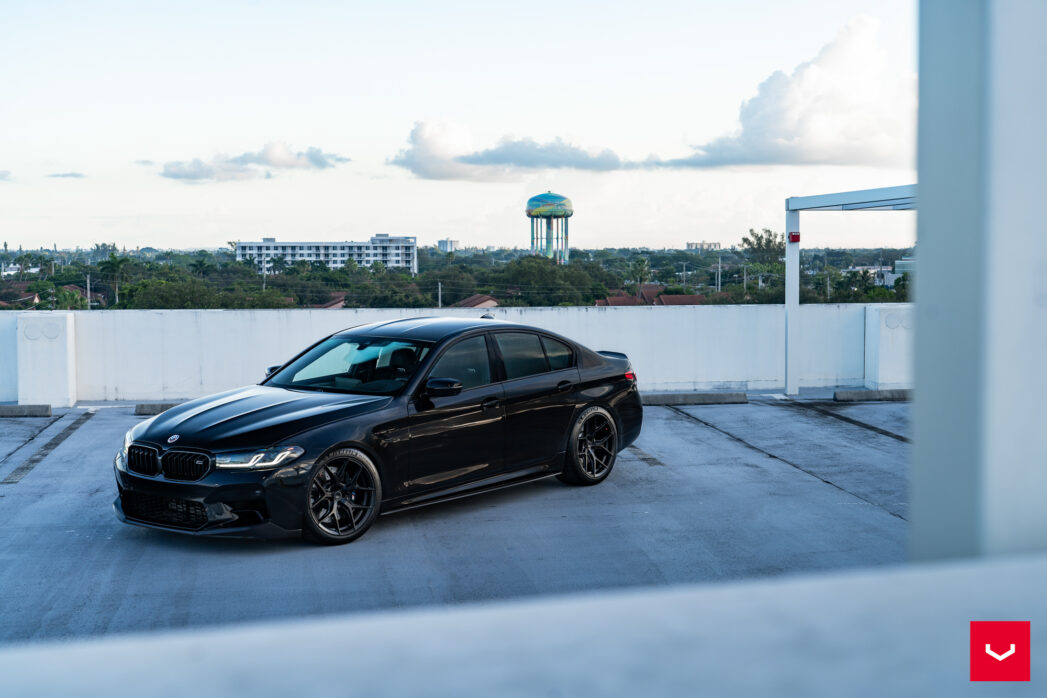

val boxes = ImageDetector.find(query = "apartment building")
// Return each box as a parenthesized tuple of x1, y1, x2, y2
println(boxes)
(235, 234, 417, 274)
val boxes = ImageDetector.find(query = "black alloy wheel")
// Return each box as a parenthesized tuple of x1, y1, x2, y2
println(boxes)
(304, 448, 382, 544)
(560, 406, 618, 486)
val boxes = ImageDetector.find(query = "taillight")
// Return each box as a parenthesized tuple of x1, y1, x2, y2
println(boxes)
(624, 371, 636, 381)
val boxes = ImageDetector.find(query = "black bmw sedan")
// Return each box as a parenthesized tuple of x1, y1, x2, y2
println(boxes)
(114, 316, 643, 544)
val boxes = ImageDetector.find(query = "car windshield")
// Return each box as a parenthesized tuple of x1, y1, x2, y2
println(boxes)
(268, 336, 431, 395)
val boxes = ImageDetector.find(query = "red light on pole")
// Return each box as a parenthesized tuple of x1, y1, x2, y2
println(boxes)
(788, 232, 800, 243)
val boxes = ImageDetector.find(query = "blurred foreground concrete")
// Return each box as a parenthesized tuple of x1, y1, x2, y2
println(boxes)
(1, 552, 1043, 697)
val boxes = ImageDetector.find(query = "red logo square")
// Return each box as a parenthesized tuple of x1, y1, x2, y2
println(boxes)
(970, 621, 1030, 681)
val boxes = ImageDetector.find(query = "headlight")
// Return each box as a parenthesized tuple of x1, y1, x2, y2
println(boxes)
(215, 445, 305, 469)
(115, 429, 133, 471)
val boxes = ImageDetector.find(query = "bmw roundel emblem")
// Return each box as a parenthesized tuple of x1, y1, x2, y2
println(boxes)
(167, 434, 180, 444)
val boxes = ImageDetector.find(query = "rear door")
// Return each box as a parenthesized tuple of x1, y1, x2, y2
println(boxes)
(404, 334, 505, 496)
(492, 332, 580, 471)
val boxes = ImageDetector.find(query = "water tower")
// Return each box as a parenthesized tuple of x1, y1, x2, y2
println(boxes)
(526, 191, 572, 264)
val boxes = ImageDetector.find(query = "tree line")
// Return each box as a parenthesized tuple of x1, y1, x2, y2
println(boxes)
(0, 234, 912, 310)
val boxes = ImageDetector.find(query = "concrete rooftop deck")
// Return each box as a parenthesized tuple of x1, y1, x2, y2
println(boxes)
(0, 397, 909, 644)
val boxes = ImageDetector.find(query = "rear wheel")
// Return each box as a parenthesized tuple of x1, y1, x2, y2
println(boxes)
(303, 448, 382, 545)
(559, 406, 617, 486)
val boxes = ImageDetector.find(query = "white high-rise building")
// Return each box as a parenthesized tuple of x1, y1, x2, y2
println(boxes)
(686, 241, 721, 252)
(437, 239, 460, 253)
(235, 234, 417, 274)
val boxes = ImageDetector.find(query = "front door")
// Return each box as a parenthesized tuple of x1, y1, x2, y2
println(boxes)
(404, 334, 504, 497)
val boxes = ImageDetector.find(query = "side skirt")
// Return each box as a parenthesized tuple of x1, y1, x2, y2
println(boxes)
(381, 465, 561, 515)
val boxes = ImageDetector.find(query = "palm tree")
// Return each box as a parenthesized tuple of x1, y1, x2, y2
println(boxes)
(98, 254, 131, 305)
(190, 257, 213, 277)
(269, 256, 288, 275)
(630, 257, 651, 297)
(54, 286, 88, 310)
(15, 253, 34, 280)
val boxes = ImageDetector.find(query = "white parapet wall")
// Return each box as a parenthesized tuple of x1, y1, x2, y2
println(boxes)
(0, 304, 912, 404)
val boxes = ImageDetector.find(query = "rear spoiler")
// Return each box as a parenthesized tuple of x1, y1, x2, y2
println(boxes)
(597, 350, 629, 361)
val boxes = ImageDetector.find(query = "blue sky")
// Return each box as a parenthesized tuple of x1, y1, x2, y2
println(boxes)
(0, 0, 917, 250)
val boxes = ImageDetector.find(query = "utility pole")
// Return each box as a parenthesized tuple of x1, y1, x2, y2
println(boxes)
(743, 265, 748, 293)
(826, 272, 831, 301)
(86, 273, 91, 309)
(716, 255, 722, 293)
(438, 281, 442, 308)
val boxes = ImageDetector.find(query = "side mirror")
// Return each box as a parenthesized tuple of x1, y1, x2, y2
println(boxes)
(425, 377, 462, 398)
(265, 365, 281, 378)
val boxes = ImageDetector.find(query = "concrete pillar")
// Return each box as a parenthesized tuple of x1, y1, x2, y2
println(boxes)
(0, 313, 17, 402)
(784, 209, 800, 394)
(16, 312, 77, 407)
(863, 305, 913, 390)
(911, 0, 1047, 559)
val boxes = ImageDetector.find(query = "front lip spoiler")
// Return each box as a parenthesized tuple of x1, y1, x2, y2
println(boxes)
(113, 499, 300, 540)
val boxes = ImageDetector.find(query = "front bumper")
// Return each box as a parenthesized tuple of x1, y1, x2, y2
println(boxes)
(113, 460, 310, 540)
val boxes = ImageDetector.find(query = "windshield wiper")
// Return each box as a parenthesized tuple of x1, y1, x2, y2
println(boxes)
(274, 384, 326, 393)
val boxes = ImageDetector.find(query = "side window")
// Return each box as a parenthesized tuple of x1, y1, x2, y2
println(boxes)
(428, 336, 491, 390)
(495, 333, 549, 380)
(541, 336, 574, 371)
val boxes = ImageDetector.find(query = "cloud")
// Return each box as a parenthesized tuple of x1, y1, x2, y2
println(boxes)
(0, 170, 9, 181)
(160, 142, 350, 182)
(134, 159, 155, 166)
(227, 142, 349, 170)
(390, 17, 914, 180)
(390, 123, 621, 180)
(657, 16, 916, 168)
(161, 158, 248, 181)
(459, 137, 621, 171)
(47, 172, 85, 178)
(389, 122, 491, 181)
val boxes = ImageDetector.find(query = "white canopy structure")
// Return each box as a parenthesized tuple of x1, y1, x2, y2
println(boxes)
(784, 184, 916, 394)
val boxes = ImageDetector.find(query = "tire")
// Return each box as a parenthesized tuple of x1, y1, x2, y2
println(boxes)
(559, 406, 618, 486)
(303, 448, 382, 545)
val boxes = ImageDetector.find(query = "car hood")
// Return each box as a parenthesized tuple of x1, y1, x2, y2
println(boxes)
(137, 385, 393, 452)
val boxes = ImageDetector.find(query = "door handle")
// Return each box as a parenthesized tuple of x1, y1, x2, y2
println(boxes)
(556, 381, 574, 393)
(481, 396, 500, 410)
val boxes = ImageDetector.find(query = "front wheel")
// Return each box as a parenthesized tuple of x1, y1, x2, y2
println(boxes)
(303, 448, 382, 545)
(559, 406, 618, 486)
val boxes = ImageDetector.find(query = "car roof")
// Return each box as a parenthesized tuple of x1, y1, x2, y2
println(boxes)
(335, 316, 546, 343)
